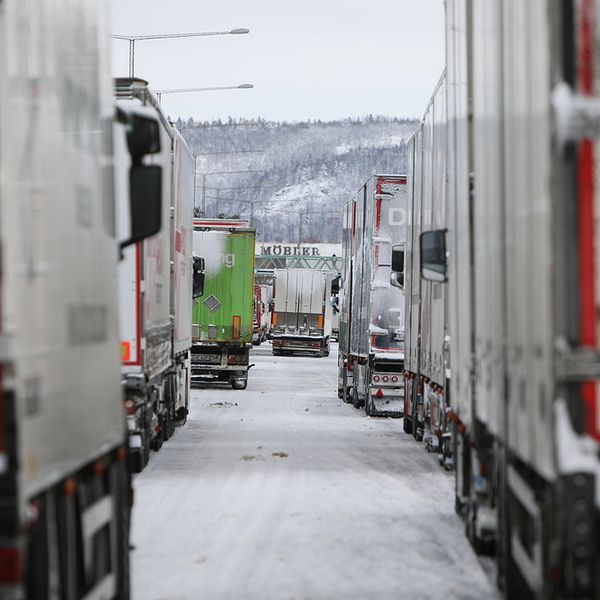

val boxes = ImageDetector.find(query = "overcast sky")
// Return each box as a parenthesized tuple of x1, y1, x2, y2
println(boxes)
(110, 0, 445, 122)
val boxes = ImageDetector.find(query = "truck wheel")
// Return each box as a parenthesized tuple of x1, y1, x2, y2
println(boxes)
(365, 394, 372, 416)
(403, 416, 413, 434)
(231, 379, 248, 390)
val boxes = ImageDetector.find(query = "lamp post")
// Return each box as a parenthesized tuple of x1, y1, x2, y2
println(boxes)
(155, 83, 254, 103)
(111, 29, 250, 78)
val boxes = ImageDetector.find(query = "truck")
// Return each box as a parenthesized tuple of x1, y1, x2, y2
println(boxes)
(116, 78, 195, 472)
(339, 175, 407, 417)
(403, 74, 449, 450)
(191, 219, 256, 389)
(252, 284, 274, 345)
(403, 1, 600, 598)
(0, 0, 163, 596)
(270, 269, 333, 357)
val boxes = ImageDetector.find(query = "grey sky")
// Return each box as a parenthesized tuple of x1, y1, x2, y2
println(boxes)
(110, 0, 445, 122)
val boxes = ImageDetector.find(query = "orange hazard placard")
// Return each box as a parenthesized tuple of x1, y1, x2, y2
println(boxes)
(121, 342, 131, 362)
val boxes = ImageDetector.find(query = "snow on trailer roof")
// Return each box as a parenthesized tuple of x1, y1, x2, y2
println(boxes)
(193, 219, 255, 233)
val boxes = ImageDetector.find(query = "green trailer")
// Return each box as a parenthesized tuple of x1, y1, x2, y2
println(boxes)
(191, 220, 256, 389)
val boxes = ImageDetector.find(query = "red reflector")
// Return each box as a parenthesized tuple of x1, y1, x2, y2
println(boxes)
(376, 389, 384, 399)
(0, 548, 22, 584)
(348, 363, 353, 371)
(124, 399, 135, 415)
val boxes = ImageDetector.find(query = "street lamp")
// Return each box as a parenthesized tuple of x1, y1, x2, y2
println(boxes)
(111, 29, 250, 77)
(155, 84, 254, 103)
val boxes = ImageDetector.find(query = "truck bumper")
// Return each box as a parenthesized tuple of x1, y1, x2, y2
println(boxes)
(368, 385, 404, 417)
(272, 337, 326, 354)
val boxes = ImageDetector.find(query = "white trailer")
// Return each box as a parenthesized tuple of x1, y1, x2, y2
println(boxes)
(403, 75, 449, 451)
(404, 1, 600, 597)
(271, 269, 333, 356)
(342, 175, 407, 417)
(0, 1, 163, 596)
(117, 79, 194, 471)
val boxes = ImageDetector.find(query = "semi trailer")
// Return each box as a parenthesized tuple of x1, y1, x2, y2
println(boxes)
(402, 1, 600, 598)
(0, 0, 163, 596)
(270, 269, 333, 357)
(116, 79, 195, 472)
(191, 220, 256, 390)
(252, 284, 274, 345)
(338, 175, 407, 417)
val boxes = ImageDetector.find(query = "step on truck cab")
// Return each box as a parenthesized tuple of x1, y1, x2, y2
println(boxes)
(0, 1, 163, 596)
(191, 220, 256, 390)
(270, 269, 333, 357)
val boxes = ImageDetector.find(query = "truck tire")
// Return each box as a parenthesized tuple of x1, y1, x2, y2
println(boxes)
(403, 415, 413, 434)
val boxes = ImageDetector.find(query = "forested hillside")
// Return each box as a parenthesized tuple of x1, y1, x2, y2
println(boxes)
(177, 116, 417, 242)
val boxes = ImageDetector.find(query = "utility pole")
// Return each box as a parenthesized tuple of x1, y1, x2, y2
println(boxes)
(201, 173, 207, 217)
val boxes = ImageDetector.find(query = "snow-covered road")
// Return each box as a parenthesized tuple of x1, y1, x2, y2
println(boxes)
(131, 344, 499, 600)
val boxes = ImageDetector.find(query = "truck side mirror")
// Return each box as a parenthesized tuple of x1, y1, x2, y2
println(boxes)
(193, 256, 205, 299)
(391, 244, 405, 289)
(118, 109, 163, 250)
(127, 113, 161, 159)
(420, 230, 447, 282)
(331, 274, 341, 294)
(127, 166, 162, 246)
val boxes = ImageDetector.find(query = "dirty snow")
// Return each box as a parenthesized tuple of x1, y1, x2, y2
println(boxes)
(131, 344, 499, 600)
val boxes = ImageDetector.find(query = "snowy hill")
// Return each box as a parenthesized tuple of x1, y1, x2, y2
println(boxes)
(177, 116, 417, 243)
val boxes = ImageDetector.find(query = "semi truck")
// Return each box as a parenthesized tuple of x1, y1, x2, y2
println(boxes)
(402, 1, 600, 598)
(252, 284, 274, 345)
(270, 269, 333, 357)
(403, 74, 449, 449)
(338, 175, 407, 417)
(116, 79, 195, 472)
(0, 0, 163, 596)
(191, 220, 256, 389)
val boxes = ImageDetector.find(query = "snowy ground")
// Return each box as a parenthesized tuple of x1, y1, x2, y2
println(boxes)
(131, 344, 500, 600)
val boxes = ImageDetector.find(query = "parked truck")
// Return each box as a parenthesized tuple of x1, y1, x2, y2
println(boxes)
(0, 1, 163, 596)
(338, 175, 407, 417)
(116, 78, 194, 472)
(403, 74, 449, 450)
(253, 284, 274, 345)
(271, 269, 333, 356)
(402, 1, 600, 598)
(191, 220, 256, 389)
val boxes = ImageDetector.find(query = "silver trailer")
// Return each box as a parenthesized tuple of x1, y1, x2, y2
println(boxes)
(271, 269, 333, 356)
(0, 1, 162, 596)
(338, 202, 355, 400)
(341, 175, 407, 417)
(404, 1, 600, 598)
(403, 75, 449, 450)
(116, 79, 195, 471)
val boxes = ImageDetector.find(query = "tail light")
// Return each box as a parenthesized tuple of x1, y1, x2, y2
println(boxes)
(311, 342, 320, 348)
(124, 399, 136, 415)
(392, 376, 399, 383)
(383, 375, 389, 383)
(373, 375, 380, 383)
(0, 548, 22, 584)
